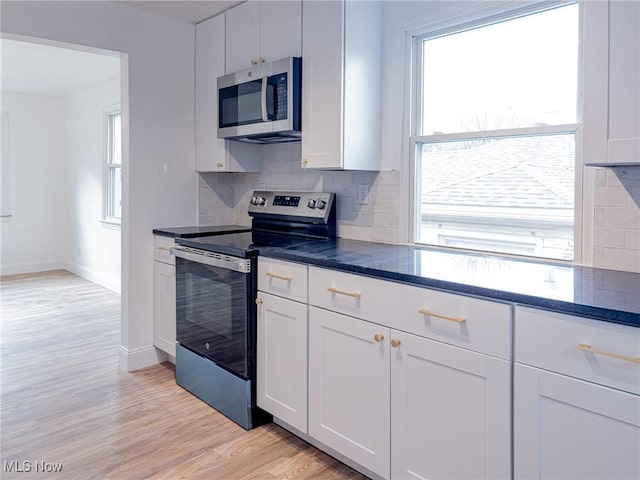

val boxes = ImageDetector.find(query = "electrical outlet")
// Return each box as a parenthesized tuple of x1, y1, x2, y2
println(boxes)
(357, 184, 369, 205)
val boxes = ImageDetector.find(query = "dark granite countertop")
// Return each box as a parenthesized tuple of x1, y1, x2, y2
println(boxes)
(153, 225, 251, 238)
(258, 237, 640, 328)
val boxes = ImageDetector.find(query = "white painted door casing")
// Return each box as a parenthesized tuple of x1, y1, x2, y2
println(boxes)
(256, 292, 308, 433)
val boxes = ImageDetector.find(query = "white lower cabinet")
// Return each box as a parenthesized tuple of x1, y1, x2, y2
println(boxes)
(515, 363, 640, 479)
(308, 305, 511, 480)
(153, 236, 176, 357)
(515, 307, 640, 479)
(308, 306, 391, 478)
(256, 291, 308, 433)
(153, 259, 176, 357)
(391, 331, 511, 479)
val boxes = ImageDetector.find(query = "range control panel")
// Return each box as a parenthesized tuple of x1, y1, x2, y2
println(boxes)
(248, 191, 335, 222)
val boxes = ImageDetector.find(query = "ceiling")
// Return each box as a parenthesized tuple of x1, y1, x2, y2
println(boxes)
(1, 39, 121, 97)
(115, 0, 245, 24)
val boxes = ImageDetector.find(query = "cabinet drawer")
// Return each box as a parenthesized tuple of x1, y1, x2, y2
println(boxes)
(258, 258, 308, 303)
(154, 235, 175, 265)
(394, 285, 512, 359)
(516, 306, 640, 395)
(308, 267, 388, 323)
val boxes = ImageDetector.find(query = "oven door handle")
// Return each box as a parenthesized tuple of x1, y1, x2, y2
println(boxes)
(170, 247, 251, 273)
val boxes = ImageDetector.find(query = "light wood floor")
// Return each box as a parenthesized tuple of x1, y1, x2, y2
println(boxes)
(1, 270, 367, 480)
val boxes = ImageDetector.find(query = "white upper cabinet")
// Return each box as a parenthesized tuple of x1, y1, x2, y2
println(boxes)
(195, 14, 227, 172)
(301, 0, 382, 170)
(225, 0, 301, 74)
(196, 14, 262, 173)
(583, 0, 640, 166)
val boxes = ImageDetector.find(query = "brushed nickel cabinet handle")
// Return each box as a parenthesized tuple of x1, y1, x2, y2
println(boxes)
(418, 308, 465, 323)
(390, 339, 401, 348)
(157, 247, 170, 251)
(374, 333, 384, 343)
(301, 158, 309, 167)
(265, 272, 292, 281)
(577, 344, 640, 364)
(216, 162, 224, 168)
(327, 287, 361, 299)
(255, 297, 263, 305)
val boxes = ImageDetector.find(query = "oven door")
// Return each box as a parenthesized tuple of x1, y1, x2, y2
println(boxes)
(172, 247, 255, 380)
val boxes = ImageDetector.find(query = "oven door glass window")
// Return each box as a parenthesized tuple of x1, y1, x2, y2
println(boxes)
(175, 258, 251, 379)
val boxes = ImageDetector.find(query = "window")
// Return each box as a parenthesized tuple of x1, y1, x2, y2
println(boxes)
(412, 3, 579, 261)
(103, 106, 122, 225)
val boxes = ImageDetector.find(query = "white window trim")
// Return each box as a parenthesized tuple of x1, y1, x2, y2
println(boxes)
(403, 0, 585, 264)
(102, 104, 121, 228)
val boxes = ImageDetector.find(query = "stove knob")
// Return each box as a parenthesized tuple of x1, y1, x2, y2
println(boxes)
(307, 198, 316, 209)
(258, 196, 267, 206)
(251, 196, 259, 206)
(316, 199, 327, 210)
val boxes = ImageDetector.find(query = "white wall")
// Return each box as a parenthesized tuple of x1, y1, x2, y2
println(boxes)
(1, 0, 198, 371)
(64, 77, 121, 292)
(0, 92, 65, 274)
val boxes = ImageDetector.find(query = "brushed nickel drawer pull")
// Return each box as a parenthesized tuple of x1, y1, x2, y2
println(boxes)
(418, 308, 465, 323)
(577, 344, 640, 364)
(157, 246, 170, 251)
(255, 297, 263, 305)
(327, 287, 361, 299)
(265, 272, 293, 281)
(374, 333, 384, 343)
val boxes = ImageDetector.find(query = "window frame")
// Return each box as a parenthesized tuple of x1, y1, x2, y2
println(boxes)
(102, 104, 122, 227)
(0, 111, 10, 219)
(407, 0, 583, 263)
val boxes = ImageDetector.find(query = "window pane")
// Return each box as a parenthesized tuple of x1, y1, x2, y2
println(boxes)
(111, 114, 121, 165)
(421, 4, 578, 135)
(416, 133, 575, 260)
(108, 165, 122, 219)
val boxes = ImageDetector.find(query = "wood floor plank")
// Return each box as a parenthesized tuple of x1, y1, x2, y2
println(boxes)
(0, 271, 368, 479)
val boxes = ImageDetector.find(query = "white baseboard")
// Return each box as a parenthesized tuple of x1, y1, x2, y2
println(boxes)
(0, 260, 65, 276)
(64, 260, 120, 294)
(118, 344, 167, 372)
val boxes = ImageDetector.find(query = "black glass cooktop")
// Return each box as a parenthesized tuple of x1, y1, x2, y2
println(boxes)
(175, 231, 324, 258)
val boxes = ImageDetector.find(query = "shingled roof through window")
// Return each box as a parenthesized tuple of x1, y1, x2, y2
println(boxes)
(421, 135, 575, 209)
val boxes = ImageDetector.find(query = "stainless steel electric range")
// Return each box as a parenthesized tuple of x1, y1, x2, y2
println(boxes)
(170, 191, 336, 429)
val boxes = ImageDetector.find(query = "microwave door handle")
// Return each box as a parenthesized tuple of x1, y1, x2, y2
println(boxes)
(261, 76, 268, 122)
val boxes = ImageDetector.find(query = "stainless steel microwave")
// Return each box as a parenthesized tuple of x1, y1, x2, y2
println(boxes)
(217, 57, 301, 144)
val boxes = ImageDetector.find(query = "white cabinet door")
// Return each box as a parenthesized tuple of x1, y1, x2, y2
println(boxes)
(226, 0, 301, 74)
(195, 14, 226, 172)
(607, 0, 640, 164)
(259, 1, 301, 63)
(256, 292, 308, 433)
(153, 260, 176, 357)
(225, 0, 260, 74)
(301, 0, 382, 170)
(515, 363, 640, 479)
(308, 306, 390, 478)
(391, 331, 511, 480)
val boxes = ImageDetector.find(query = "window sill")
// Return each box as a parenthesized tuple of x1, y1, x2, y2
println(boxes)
(100, 219, 121, 230)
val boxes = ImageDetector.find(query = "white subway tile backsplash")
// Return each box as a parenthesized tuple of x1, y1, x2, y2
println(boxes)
(625, 229, 640, 250)
(595, 186, 631, 207)
(601, 247, 640, 272)
(602, 207, 640, 229)
(593, 227, 626, 248)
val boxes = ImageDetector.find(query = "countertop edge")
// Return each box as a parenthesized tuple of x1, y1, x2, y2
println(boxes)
(260, 250, 640, 329)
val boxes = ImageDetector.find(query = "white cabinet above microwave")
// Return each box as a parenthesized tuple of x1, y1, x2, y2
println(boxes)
(225, 0, 302, 74)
